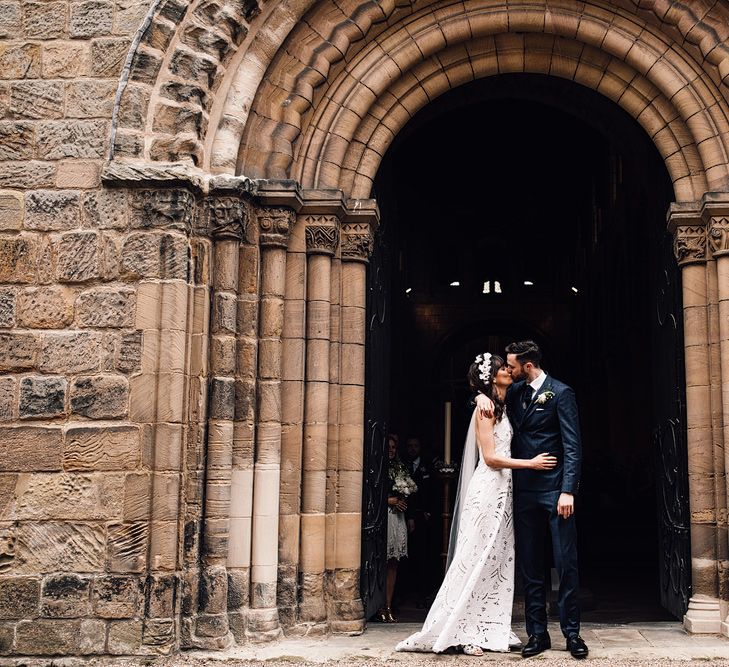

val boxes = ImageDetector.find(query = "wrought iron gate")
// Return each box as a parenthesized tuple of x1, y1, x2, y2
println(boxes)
(651, 229, 691, 619)
(360, 217, 391, 620)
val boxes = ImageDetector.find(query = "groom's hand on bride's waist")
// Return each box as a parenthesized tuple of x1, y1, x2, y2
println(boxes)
(475, 393, 494, 418)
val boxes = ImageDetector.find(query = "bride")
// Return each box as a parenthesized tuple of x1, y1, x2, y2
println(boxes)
(395, 353, 556, 655)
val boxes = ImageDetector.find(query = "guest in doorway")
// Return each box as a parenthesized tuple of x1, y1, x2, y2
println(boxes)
(404, 436, 436, 607)
(380, 433, 418, 623)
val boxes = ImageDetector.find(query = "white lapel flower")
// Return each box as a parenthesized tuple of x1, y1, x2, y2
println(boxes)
(535, 390, 555, 405)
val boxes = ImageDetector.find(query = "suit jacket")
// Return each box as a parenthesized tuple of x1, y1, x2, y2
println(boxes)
(506, 375, 582, 495)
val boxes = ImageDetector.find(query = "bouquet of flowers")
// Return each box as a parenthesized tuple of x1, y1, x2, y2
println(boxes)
(389, 460, 418, 498)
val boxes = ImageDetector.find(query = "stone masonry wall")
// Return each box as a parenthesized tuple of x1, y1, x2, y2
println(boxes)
(0, 0, 194, 653)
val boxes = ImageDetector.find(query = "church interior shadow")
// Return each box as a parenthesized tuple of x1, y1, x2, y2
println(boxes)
(371, 74, 680, 625)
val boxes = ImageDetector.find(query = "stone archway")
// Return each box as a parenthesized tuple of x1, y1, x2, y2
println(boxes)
(103, 0, 729, 650)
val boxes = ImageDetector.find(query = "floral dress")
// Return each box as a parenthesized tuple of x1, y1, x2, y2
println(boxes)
(387, 458, 416, 560)
(396, 411, 515, 652)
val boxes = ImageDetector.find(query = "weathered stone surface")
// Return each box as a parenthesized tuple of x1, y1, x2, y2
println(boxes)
(0, 122, 34, 160)
(113, 0, 148, 35)
(82, 189, 127, 229)
(70, 0, 113, 37)
(41, 573, 91, 617)
(70, 374, 129, 418)
(0, 377, 15, 420)
(42, 41, 91, 78)
(15, 472, 123, 520)
(0, 161, 55, 188)
(37, 120, 107, 160)
(0, 427, 61, 470)
(0, 43, 40, 79)
(78, 618, 106, 654)
(15, 617, 105, 654)
(0, 577, 39, 618)
(117, 331, 142, 373)
(55, 231, 101, 282)
(129, 48, 163, 85)
(121, 232, 159, 278)
(107, 522, 146, 573)
(0, 2, 21, 39)
(118, 82, 150, 128)
(15, 521, 105, 573)
(66, 80, 117, 118)
(22, 2, 66, 38)
(64, 425, 141, 471)
(142, 617, 175, 648)
(0, 190, 23, 230)
(76, 287, 135, 327)
(19, 375, 66, 419)
(146, 573, 177, 617)
(56, 161, 100, 188)
(10, 81, 63, 119)
(0, 82, 8, 118)
(40, 331, 100, 373)
(108, 619, 143, 654)
(91, 37, 130, 76)
(94, 575, 142, 618)
(0, 236, 36, 283)
(0, 475, 15, 521)
(25, 190, 80, 231)
(129, 189, 195, 231)
(0, 332, 37, 370)
(0, 289, 14, 328)
(16, 286, 74, 328)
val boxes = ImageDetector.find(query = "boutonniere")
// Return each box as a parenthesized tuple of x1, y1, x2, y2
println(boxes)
(535, 391, 555, 405)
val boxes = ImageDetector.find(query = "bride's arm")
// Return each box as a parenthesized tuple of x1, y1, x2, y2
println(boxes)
(475, 414, 557, 471)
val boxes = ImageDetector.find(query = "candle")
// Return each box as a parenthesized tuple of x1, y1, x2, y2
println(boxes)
(444, 401, 452, 464)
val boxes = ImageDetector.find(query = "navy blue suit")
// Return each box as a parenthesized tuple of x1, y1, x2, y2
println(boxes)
(506, 375, 582, 638)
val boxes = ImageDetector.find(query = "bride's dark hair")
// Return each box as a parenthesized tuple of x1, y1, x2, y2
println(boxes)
(468, 354, 505, 422)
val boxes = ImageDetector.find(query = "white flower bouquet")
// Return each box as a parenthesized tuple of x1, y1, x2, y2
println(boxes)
(389, 460, 418, 498)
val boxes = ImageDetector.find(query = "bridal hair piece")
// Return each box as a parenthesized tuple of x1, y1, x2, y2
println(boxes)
(475, 353, 492, 383)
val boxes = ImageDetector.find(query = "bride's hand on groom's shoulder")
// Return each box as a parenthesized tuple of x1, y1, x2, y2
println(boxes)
(475, 393, 494, 418)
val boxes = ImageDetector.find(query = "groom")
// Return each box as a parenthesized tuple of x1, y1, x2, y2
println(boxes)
(478, 340, 587, 659)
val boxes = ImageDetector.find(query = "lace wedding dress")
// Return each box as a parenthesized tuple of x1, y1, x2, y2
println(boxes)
(396, 409, 516, 653)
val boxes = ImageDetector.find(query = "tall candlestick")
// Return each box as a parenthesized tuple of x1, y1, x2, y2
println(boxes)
(444, 401, 452, 464)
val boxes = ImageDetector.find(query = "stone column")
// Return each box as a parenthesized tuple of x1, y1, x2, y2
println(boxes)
(672, 215, 722, 633)
(278, 215, 307, 627)
(330, 214, 374, 632)
(248, 206, 293, 638)
(196, 196, 247, 647)
(705, 205, 729, 635)
(299, 216, 340, 628)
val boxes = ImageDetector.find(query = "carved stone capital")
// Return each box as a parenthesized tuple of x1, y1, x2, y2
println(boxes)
(304, 215, 340, 256)
(673, 225, 707, 266)
(258, 206, 294, 248)
(341, 222, 374, 263)
(129, 188, 196, 232)
(708, 217, 729, 257)
(207, 195, 247, 241)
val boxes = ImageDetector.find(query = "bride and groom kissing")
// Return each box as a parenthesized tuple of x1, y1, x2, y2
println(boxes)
(396, 340, 588, 659)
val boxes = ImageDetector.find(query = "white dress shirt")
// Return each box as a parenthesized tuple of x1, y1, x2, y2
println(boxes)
(527, 370, 548, 399)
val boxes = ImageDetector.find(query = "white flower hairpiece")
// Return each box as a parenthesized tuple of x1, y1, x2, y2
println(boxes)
(475, 352, 492, 382)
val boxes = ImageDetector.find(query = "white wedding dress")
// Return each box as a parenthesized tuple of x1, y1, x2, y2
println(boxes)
(396, 409, 516, 653)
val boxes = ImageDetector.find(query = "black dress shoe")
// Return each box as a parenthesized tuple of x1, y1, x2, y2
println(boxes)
(521, 633, 551, 657)
(566, 634, 589, 659)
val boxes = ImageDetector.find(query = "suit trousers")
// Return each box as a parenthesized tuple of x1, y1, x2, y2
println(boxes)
(514, 489, 580, 638)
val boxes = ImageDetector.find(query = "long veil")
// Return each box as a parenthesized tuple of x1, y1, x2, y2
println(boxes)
(445, 408, 479, 570)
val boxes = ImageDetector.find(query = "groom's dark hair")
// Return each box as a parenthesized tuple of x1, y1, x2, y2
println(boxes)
(506, 340, 542, 367)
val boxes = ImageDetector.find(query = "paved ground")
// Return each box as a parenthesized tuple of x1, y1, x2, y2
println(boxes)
(155, 621, 729, 666)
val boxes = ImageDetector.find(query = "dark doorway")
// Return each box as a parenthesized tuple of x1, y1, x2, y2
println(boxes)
(365, 74, 688, 624)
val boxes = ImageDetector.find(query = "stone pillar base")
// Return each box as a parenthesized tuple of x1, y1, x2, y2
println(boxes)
(684, 595, 723, 633)
(246, 607, 283, 642)
(330, 618, 365, 634)
(287, 621, 329, 637)
(721, 619, 729, 637)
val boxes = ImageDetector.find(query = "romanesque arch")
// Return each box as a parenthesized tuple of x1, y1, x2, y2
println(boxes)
(101, 0, 729, 650)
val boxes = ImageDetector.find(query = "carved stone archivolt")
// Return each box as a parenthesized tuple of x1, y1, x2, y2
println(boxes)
(341, 223, 374, 263)
(259, 207, 294, 248)
(708, 218, 729, 257)
(673, 225, 707, 265)
(207, 196, 248, 241)
(305, 215, 340, 255)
